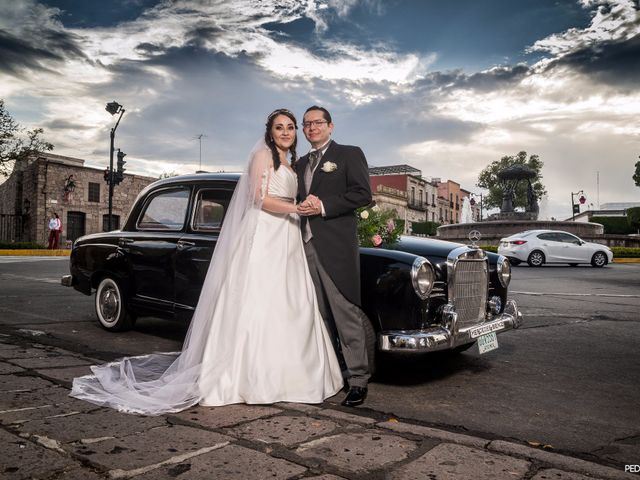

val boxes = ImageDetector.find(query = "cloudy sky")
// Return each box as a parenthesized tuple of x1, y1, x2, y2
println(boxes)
(1, 0, 639, 219)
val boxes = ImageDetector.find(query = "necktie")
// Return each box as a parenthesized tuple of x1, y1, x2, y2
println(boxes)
(308, 150, 321, 171)
(303, 150, 322, 243)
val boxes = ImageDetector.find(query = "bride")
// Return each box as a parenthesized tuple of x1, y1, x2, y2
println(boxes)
(71, 109, 344, 415)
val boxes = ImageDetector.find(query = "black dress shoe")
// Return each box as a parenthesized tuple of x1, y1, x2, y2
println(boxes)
(341, 386, 367, 407)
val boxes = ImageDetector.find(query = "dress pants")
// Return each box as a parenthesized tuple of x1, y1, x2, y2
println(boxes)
(303, 240, 370, 388)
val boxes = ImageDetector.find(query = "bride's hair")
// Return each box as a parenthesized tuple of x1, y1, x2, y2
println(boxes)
(265, 109, 298, 170)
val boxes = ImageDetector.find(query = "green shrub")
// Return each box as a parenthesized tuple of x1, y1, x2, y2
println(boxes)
(611, 247, 640, 258)
(481, 245, 498, 253)
(0, 242, 46, 249)
(411, 221, 440, 236)
(590, 216, 634, 234)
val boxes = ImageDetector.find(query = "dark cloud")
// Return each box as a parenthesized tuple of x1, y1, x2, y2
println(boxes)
(0, 28, 86, 76)
(544, 33, 640, 88)
(412, 64, 530, 94)
(44, 119, 92, 130)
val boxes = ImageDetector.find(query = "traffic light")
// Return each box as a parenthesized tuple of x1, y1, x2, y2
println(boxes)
(103, 168, 110, 183)
(115, 149, 126, 184)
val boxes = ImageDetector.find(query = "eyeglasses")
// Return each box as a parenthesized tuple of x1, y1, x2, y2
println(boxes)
(302, 120, 328, 129)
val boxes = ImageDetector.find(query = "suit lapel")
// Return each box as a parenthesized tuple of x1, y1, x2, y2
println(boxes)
(310, 140, 336, 192)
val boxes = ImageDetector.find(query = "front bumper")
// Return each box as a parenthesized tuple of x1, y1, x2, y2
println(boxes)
(379, 299, 523, 352)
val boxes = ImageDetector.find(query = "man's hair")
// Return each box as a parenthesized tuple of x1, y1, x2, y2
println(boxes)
(304, 105, 332, 123)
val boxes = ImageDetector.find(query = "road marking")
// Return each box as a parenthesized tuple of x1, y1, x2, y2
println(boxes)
(512, 291, 640, 298)
(0, 256, 68, 263)
(0, 273, 60, 284)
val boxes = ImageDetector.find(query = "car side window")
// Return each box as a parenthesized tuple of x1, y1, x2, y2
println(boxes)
(137, 188, 190, 231)
(192, 188, 233, 232)
(537, 233, 556, 241)
(557, 233, 581, 244)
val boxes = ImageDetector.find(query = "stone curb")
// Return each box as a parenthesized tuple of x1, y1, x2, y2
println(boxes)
(488, 440, 638, 480)
(0, 249, 70, 256)
(375, 419, 634, 480)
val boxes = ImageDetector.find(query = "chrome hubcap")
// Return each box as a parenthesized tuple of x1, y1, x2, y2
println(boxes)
(100, 285, 119, 322)
(531, 253, 543, 265)
(595, 254, 605, 266)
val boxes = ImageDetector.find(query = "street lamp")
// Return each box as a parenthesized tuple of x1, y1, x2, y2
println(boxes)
(469, 192, 483, 221)
(570, 190, 586, 221)
(105, 101, 125, 230)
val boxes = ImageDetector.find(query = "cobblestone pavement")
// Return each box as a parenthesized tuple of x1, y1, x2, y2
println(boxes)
(0, 333, 636, 480)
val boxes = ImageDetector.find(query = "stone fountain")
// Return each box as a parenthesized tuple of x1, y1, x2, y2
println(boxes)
(437, 165, 603, 245)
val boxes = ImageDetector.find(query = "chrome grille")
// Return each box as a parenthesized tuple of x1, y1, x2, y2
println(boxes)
(451, 259, 488, 329)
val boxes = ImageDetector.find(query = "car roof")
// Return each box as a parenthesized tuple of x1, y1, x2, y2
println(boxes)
(152, 172, 242, 187)
(506, 229, 576, 237)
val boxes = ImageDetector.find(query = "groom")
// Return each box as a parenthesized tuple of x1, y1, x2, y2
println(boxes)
(297, 106, 372, 407)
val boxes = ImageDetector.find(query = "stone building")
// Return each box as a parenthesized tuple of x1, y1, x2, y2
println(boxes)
(369, 165, 441, 233)
(0, 152, 156, 246)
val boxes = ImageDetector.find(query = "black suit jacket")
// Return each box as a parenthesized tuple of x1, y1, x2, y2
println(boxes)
(297, 140, 372, 306)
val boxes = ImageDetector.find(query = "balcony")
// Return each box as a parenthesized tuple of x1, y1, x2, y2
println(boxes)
(408, 201, 428, 211)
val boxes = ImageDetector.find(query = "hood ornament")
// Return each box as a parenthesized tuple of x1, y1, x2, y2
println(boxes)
(468, 230, 481, 247)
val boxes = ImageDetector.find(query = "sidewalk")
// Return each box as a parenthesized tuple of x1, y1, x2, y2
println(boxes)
(0, 332, 635, 479)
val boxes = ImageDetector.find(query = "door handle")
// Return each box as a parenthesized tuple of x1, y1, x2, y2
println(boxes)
(118, 238, 133, 247)
(177, 240, 196, 249)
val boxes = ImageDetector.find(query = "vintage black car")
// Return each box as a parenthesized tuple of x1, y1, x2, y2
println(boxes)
(62, 173, 522, 368)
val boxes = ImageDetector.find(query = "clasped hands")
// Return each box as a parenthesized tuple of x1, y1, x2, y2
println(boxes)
(297, 195, 321, 216)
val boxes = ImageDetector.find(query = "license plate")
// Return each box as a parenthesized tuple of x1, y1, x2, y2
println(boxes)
(469, 321, 504, 339)
(478, 332, 499, 354)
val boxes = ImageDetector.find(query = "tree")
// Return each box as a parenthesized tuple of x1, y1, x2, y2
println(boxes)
(0, 99, 53, 177)
(627, 207, 640, 232)
(476, 151, 547, 210)
(634, 159, 640, 188)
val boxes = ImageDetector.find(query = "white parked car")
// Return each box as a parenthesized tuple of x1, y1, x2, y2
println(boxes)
(498, 230, 613, 267)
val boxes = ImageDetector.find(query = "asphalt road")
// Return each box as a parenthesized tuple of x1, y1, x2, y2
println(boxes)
(0, 257, 638, 468)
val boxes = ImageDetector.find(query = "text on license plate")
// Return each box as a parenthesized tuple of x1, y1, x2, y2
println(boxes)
(469, 321, 504, 339)
(478, 332, 499, 354)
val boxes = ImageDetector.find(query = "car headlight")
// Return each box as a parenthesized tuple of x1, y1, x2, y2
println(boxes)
(411, 257, 435, 300)
(496, 256, 511, 288)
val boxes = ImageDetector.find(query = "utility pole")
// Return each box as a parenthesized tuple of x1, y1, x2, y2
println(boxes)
(105, 101, 125, 231)
(194, 134, 207, 171)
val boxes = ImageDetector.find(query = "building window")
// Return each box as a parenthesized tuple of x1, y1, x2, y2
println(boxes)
(431, 193, 435, 206)
(88, 182, 100, 203)
(456, 212, 459, 222)
(411, 187, 415, 203)
(103, 214, 120, 231)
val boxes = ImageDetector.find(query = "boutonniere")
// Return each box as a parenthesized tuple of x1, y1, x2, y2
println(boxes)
(320, 161, 337, 173)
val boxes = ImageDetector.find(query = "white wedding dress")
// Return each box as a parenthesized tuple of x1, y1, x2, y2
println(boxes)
(198, 164, 343, 405)
(71, 145, 343, 415)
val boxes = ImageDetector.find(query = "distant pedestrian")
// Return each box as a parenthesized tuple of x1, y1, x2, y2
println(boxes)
(47, 213, 61, 249)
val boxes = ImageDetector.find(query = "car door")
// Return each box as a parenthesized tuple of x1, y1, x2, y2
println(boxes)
(174, 185, 234, 320)
(123, 186, 191, 315)
(537, 232, 564, 262)
(556, 232, 588, 262)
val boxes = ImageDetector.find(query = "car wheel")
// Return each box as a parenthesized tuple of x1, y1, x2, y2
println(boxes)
(527, 250, 545, 267)
(95, 277, 136, 331)
(569, 263, 578, 267)
(591, 252, 607, 268)
(362, 318, 377, 377)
